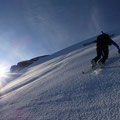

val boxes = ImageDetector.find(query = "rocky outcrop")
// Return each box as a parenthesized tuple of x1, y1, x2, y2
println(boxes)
(10, 55, 49, 72)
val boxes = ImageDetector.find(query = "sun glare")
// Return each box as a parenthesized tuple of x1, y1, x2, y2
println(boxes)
(0, 66, 8, 89)
(0, 65, 8, 78)
(0, 69, 6, 77)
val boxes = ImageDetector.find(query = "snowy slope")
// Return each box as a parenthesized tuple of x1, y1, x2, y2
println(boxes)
(0, 35, 120, 120)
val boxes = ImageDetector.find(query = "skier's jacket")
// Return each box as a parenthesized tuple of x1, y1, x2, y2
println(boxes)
(96, 33, 112, 48)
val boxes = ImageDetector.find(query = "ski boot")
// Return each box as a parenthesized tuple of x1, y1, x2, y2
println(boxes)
(98, 61, 104, 69)
(91, 60, 96, 70)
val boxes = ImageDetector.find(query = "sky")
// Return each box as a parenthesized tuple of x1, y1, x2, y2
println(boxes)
(0, 0, 120, 70)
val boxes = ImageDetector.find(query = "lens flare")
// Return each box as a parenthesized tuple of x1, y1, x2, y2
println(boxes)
(0, 68, 7, 78)
(0, 64, 9, 89)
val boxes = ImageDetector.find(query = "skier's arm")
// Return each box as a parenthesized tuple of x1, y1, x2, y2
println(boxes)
(111, 39, 120, 53)
(83, 40, 97, 46)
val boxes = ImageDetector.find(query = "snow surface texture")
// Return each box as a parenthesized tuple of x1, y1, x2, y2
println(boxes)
(0, 35, 120, 120)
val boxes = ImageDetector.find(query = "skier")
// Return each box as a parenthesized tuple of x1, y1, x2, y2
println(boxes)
(91, 31, 120, 69)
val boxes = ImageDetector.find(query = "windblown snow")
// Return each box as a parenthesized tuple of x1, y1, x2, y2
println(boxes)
(0, 35, 120, 120)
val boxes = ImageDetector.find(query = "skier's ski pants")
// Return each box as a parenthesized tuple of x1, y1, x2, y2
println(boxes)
(93, 47, 109, 64)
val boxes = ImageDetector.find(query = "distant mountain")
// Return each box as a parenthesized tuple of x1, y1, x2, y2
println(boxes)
(10, 55, 49, 72)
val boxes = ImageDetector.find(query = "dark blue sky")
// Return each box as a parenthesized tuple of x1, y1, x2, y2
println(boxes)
(0, 0, 120, 68)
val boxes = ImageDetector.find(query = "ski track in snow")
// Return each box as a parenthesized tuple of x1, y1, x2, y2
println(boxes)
(0, 36, 120, 120)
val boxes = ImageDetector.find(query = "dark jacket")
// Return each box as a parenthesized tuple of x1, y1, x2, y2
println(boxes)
(96, 33, 112, 48)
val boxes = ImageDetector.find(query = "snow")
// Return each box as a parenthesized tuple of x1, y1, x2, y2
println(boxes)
(0, 35, 120, 120)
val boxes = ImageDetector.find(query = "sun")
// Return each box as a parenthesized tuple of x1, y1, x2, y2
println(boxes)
(0, 65, 8, 78)
(0, 68, 7, 77)
(0, 63, 10, 89)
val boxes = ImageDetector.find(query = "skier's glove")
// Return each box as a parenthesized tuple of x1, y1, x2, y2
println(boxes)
(118, 49, 120, 54)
